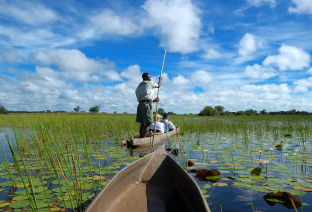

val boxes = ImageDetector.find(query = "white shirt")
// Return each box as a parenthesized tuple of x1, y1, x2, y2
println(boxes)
(135, 81, 158, 102)
(150, 122, 165, 133)
(161, 120, 176, 132)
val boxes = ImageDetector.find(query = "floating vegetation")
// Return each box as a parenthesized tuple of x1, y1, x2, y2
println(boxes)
(0, 114, 311, 211)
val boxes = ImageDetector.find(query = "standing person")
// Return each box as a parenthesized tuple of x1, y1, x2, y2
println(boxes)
(161, 113, 176, 132)
(136, 73, 162, 138)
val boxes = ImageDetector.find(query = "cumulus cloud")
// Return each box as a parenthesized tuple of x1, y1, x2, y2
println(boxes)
(263, 45, 310, 70)
(201, 49, 221, 59)
(238, 33, 262, 56)
(293, 77, 312, 87)
(33, 49, 121, 82)
(172, 75, 189, 85)
(0, 0, 58, 25)
(308, 67, 312, 74)
(245, 64, 277, 79)
(142, 0, 201, 53)
(89, 9, 140, 35)
(289, 0, 312, 14)
(246, 0, 276, 7)
(294, 86, 308, 93)
(191, 70, 213, 84)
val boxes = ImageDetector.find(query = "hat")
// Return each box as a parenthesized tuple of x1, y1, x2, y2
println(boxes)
(156, 114, 162, 119)
(162, 113, 168, 119)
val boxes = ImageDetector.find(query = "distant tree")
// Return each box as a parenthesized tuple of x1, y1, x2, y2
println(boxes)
(289, 109, 296, 115)
(74, 106, 80, 112)
(245, 109, 257, 116)
(236, 110, 245, 115)
(168, 111, 176, 115)
(0, 105, 9, 114)
(158, 107, 165, 115)
(198, 106, 217, 116)
(260, 109, 268, 115)
(89, 106, 100, 113)
(46, 110, 51, 113)
(214, 106, 225, 115)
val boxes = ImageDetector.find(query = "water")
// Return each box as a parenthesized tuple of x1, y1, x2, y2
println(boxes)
(0, 128, 311, 211)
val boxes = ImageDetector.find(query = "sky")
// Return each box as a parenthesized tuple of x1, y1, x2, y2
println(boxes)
(0, 0, 312, 114)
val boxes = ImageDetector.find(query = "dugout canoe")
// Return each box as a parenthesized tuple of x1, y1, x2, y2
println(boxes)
(130, 126, 180, 147)
(86, 148, 210, 212)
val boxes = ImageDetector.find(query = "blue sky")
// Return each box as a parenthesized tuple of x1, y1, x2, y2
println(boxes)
(0, 0, 312, 113)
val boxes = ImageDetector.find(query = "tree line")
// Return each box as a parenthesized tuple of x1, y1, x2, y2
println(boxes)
(198, 106, 312, 116)
(0, 105, 101, 114)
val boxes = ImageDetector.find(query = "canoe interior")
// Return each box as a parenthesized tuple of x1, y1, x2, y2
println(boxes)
(86, 148, 209, 212)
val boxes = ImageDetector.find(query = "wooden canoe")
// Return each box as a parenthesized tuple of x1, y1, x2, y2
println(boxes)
(131, 126, 180, 147)
(86, 148, 210, 212)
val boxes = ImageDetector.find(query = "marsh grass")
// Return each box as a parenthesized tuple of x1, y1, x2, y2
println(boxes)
(0, 114, 311, 211)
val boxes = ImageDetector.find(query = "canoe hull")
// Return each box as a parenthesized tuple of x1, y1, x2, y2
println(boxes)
(86, 148, 210, 212)
(131, 126, 180, 147)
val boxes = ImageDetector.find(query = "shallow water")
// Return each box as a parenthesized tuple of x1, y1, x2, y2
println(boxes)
(0, 127, 312, 211)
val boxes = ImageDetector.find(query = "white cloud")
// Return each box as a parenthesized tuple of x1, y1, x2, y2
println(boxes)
(120, 65, 142, 83)
(172, 75, 189, 85)
(238, 33, 262, 56)
(263, 45, 310, 70)
(289, 0, 312, 14)
(308, 67, 312, 74)
(293, 77, 312, 87)
(245, 64, 277, 79)
(191, 70, 213, 84)
(89, 9, 140, 35)
(241, 83, 290, 94)
(1, 49, 21, 63)
(33, 49, 121, 82)
(294, 86, 308, 93)
(142, 0, 201, 53)
(246, 0, 276, 7)
(0, 0, 58, 25)
(202, 49, 221, 59)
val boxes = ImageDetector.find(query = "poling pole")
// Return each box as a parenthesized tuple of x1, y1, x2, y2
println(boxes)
(152, 49, 166, 151)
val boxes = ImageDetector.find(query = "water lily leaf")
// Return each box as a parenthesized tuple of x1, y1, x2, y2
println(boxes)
(291, 185, 312, 192)
(0, 202, 11, 207)
(203, 184, 212, 189)
(233, 182, 252, 188)
(13, 195, 29, 201)
(251, 167, 262, 176)
(213, 183, 227, 187)
(200, 189, 207, 194)
(290, 174, 310, 179)
(265, 198, 284, 203)
(10, 200, 30, 208)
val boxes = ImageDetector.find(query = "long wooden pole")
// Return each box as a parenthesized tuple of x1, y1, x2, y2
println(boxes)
(152, 49, 166, 150)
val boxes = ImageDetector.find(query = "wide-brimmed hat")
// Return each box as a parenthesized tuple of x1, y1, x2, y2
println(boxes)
(156, 114, 162, 119)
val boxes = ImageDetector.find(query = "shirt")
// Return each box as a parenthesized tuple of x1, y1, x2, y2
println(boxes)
(135, 81, 158, 102)
(161, 120, 176, 132)
(150, 122, 165, 133)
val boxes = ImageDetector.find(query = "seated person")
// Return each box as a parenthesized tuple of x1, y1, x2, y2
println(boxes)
(161, 113, 175, 132)
(150, 114, 165, 134)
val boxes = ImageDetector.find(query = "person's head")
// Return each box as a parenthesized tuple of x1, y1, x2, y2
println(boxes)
(142, 73, 151, 81)
(162, 113, 169, 120)
(156, 114, 161, 121)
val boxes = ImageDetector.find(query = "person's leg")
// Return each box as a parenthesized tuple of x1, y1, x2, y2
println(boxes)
(143, 123, 151, 137)
(139, 123, 145, 138)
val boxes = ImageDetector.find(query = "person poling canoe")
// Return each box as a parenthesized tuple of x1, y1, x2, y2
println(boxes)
(135, 73, 162, 138)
